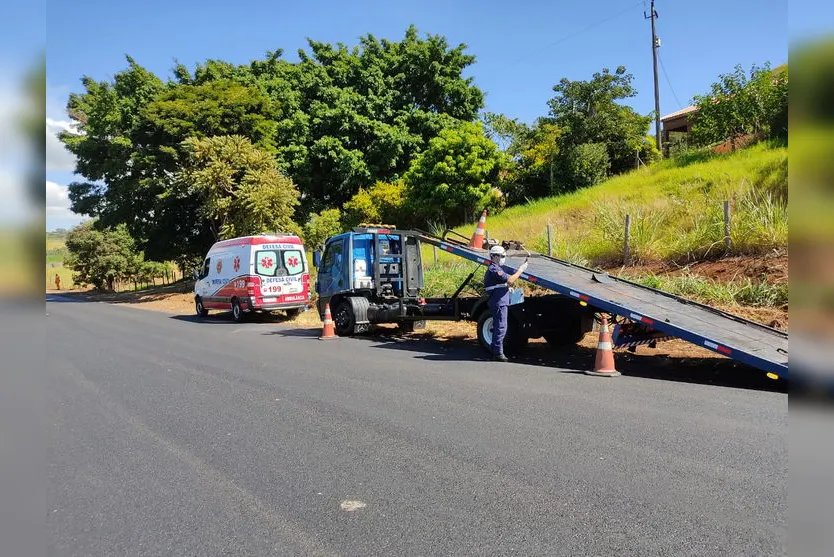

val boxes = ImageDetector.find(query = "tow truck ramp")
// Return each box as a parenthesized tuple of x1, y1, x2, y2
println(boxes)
(418, 232, 789, 379)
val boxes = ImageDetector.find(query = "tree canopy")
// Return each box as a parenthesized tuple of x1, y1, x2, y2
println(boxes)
(60, 26, 485, 260)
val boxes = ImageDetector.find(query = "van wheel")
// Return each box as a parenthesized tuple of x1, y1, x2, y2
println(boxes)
(476, 311, 528, 355)
(284, 308, 300, 319)
(333, 300, 356, 336)
(231, 299, 245, 322)
(195, 297, 209, 318)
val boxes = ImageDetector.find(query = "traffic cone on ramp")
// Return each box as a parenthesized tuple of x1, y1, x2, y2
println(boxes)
(585, 316, 621, 377)
(469, 209, 488, 249)
(319, 303, 337, 340)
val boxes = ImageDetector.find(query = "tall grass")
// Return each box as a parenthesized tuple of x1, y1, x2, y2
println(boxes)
(629, 273, 788, 308)
(449, 142, 787, 267)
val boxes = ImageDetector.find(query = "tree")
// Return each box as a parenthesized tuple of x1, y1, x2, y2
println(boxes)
(485, 116, 563, 201)
(64, 221, 143, 290)
(343, 181, 408, 227)
(303, 209, 343, 250)
(59, 28, 486, 258)
(176, 135, 301, 241)
(250, 25, 486, 216)
(690, 63, 789, 148)
(547, 66, 653, 185)
(560, 142, 610, 190)
(403, 122, 506, 227)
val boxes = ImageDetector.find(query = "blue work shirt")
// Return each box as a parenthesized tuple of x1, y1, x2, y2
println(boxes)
(484, 263, 510, 307)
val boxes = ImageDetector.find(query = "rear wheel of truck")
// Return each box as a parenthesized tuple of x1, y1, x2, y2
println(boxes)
(476, 311, 528, 355)
(333, 300, 356, 337)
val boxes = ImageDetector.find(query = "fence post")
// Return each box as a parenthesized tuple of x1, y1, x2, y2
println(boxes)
(547, 223, 553, 257)
(433, 246, 438, 267)
(624, 214, 631, 264)
(723, 200, 732, 250)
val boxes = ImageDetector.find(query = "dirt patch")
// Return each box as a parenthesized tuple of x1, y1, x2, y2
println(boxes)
(607, 253, 788, 284)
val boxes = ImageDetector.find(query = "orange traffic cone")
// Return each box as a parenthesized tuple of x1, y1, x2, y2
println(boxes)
(319, 303, 337, 340)
(585, 316, 621, 377)
(468, 209, 488, 249)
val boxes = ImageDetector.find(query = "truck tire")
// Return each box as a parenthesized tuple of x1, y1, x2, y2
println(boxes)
(231, 298, 245, 323)
(476, 311, 528, 355)
(333, 300, 356, 337)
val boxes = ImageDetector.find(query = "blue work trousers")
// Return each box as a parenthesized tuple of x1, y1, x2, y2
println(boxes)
(489, 301, 508, 356)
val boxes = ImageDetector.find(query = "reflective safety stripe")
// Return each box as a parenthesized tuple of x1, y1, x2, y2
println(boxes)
(484, 284, 509, 292)
(597, 341, 612, 350)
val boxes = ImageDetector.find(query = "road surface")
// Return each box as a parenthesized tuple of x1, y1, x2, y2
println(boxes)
(46, 297, 787, 556)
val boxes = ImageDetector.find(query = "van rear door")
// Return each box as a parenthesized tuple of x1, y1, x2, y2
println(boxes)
(253, 245, 308, 303)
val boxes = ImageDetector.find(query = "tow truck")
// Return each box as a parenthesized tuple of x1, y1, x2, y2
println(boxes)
(312, 225, 789, 379)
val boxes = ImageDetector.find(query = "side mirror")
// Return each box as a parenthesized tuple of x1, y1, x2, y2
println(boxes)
(312, 250, 321, 268)
(192, 268, 200, 281)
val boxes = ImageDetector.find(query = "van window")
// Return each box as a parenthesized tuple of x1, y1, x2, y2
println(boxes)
(201, 258, 211, 279)
(255, 249, 305, 277)
(282, 250, 305, 276)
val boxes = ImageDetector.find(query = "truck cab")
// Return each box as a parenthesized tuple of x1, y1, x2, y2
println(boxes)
(314, 226, 425, 336)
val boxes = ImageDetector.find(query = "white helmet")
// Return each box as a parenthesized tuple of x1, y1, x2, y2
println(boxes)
(489, 245, 506, 257)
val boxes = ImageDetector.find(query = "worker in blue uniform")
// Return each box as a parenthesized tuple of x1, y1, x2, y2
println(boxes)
(484, 245, 528, 361)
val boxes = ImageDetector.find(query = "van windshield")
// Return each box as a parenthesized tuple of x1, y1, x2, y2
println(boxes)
(255, 249, 305, 277)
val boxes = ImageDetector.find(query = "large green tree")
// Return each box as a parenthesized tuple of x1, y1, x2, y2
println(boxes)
(64, 221, 143, 291)
(247, 25, 485, 215)
(176, 135, 301, 241)
(484, 113, 562, 201)
(59, 27, 485, 263)
(403, 122, 505, 226)
(547, 66, 654, 188)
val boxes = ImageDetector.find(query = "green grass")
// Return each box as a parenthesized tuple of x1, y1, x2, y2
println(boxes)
(627, 273, 788, 308)
(441, 141, 787, 267)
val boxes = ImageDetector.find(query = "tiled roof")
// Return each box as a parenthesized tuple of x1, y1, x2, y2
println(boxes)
(661, 105, 698, 121)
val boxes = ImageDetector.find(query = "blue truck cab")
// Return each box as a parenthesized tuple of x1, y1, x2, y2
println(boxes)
(313, 226, 425, 335)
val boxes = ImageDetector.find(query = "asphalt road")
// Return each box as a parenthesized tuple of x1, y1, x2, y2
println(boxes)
(46, 298, 787, 556)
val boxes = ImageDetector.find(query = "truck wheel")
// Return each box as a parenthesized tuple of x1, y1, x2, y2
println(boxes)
(477, 311, 528, 355)
(333, 300, 356, 336)
(195, 297, 209, 318)
(231, 299, 245, 323)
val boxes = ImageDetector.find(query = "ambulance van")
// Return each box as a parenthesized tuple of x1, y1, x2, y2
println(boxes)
(193, 234, 311, 321)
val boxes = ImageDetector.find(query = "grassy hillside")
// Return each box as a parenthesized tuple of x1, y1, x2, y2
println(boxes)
(422, 142, 788, 312)
(449, 141, 787, 267)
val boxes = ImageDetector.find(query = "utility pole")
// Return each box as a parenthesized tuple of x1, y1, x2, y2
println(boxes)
(646, 0, 662, 154)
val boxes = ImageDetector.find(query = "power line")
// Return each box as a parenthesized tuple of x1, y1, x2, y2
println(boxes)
(658, 50, 683, 109)
(511, 1, 645, 64)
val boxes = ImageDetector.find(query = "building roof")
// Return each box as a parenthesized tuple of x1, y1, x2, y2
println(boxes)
(660, 105, 698, 121)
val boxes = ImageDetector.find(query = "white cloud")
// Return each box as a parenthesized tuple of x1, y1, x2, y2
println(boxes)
(46, 118, 78, 172)
(46, 180, 77, 219)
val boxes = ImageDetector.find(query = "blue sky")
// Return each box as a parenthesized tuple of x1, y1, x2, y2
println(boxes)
(44, 0, 793, 230)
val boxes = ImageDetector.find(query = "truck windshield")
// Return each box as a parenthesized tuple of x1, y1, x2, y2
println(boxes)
(255, 249, 305, 277)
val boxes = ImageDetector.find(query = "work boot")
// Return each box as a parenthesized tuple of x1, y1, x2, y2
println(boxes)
(492, 353, 508, 362)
